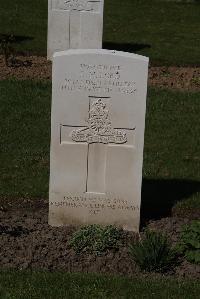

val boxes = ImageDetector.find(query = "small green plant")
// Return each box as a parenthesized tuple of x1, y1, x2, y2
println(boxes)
(70, 225, 122, 255)
(129, 230, 177, 273)
(191, 77, 200, 86)
(176, 220, 200, 264)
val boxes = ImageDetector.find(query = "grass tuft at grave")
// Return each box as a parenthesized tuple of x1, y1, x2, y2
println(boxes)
(0, 0, 200, 65)
(0, 80, 199, 219)
(129, 230, 177, 272)
(0, 271, 200, 299)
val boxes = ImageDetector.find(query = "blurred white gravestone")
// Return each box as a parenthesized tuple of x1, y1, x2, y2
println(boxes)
(47, 0, 104, 59)
(49, 49, 149, 232)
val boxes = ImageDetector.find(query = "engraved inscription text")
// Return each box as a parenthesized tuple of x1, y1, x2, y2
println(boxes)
(50, 195, 140, 215)
(61, 63, 137, 95)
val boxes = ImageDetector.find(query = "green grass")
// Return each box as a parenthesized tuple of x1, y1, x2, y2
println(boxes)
(104, 0, 200, 65)
(0, 271, 199, 299)
(144, 89, 200, 180)
(173, 192, 200, 213)
(0, 0, 47, 56)
(0, 0, 200, 65)
(0, 80, 199, 206)
(0, 80, 51, 198)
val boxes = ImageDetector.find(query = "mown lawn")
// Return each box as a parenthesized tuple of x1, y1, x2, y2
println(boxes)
(0, 80, 199, 213)
(0, 80, 50, 199)
(0, 0, 199, 65)
(0, 2, 199, 297)
(0, 271, 200, 299)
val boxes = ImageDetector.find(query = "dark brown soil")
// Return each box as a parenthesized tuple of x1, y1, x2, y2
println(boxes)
(149, 66, 200, 91)
(0, 199, 199, 279)
(0, 55, 51, 81)
(0, 55, 200, 91)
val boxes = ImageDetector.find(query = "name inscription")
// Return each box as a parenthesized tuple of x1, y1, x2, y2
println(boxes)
(50, 195, 139, 215)
(61, 63, 137, 95)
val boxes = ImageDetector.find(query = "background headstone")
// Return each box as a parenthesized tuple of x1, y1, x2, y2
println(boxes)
(49, 49, 149, 232)
(47, 0, 104, 59)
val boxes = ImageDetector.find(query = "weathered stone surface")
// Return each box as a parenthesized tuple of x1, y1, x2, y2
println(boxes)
(49, 49, 149, 232)
(47, 0, 104, 59)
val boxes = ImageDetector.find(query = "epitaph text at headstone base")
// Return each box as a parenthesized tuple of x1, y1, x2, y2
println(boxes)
(47, 0, 104, 60)
(49, 49, 149, 232)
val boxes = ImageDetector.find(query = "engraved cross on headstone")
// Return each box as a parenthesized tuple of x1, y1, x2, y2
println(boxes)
(61, 96, 135, 194)
(52, 0, 101, 48)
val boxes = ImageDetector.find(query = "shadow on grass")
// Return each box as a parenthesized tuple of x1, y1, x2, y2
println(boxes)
(141, 179, 200, 224)
(0, 33, 34, 44)
(103, 42, 151, 53)
(0, 34, 34, 66)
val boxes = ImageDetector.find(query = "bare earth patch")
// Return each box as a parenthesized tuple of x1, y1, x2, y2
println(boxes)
(0, 198, 199, 279)
(150, 66, 200, 91)
(0, 55, 52, 81)
(0, 55, 200, 91)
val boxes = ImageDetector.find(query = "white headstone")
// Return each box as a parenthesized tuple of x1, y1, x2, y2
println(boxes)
(49, 49, 149, 232)
(47, 0, 104, 59)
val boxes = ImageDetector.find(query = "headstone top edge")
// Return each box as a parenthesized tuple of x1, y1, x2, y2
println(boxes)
(53, 49, 149, 63)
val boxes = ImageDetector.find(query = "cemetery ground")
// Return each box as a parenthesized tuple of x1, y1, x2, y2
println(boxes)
(0, 81, 199, 297)
(0, 0, 200, 298)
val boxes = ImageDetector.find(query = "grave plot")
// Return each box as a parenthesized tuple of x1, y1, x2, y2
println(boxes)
(49, 49, 149, 231)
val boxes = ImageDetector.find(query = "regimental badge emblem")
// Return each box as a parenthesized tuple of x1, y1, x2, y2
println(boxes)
(71, 99, 127, 144)
(63, 0, 93, 11)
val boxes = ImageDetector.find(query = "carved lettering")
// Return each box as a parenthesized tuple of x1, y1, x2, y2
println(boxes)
(61, 64, 137, 95)
(50, 195, 140, 215)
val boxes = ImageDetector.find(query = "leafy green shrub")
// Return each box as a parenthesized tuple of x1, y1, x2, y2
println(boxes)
(177, 220, 200, 264)
(129, 230, 176, 273)
(70, 225, 122, 255)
